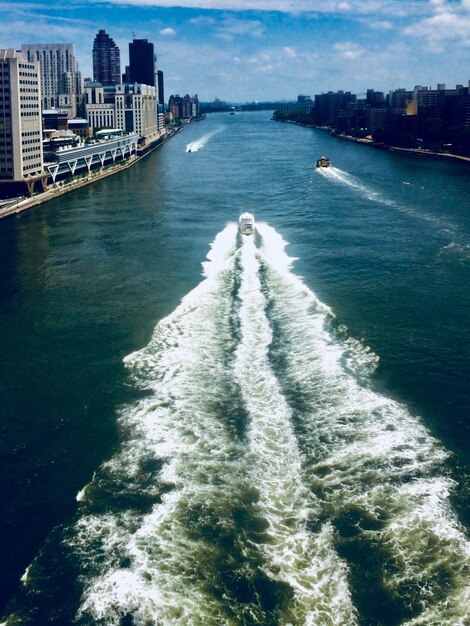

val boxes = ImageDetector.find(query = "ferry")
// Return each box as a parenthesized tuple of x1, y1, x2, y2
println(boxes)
(239, 212, 255, 235)
(316, 156, 331, 168)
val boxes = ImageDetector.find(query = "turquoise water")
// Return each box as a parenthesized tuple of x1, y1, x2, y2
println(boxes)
(0, 111, 469, 625)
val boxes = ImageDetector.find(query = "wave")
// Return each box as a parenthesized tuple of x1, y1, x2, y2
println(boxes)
(438, 240, 470, 263)
(5, 223, 468, 625)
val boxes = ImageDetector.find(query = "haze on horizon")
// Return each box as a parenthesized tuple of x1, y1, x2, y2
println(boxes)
(1, 0, 469, 102)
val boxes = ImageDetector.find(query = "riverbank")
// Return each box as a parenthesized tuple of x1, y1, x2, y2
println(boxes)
(273, 118, 470, 165)
(334, 131, 470, 165)
(0, 126, 183, 221)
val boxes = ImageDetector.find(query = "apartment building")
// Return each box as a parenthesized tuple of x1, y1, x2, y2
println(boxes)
(0, 49, 45, 195)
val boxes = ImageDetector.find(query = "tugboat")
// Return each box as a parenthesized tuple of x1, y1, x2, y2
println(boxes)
(239, 212, 255, 235)
(316, 156, 331, 168)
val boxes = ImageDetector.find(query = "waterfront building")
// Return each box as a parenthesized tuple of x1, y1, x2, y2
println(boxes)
(388, 88, 413, 114)
(115, 83, 158, 140)
(276, 96, 314, 117)
(128, 39, 156, 87)
(366, 89, 385, 104)
(0, 49, 46, 196)
(365, 105, 387, 133)
(43, 132, 139, 184)
(21, 43, 83, 117)
(85, 84, 115, 130)
(85, 82, 164, 143)
(314, 91, 356, 126)
(93, 30, 121, 87)
(168, 94, 200, 119)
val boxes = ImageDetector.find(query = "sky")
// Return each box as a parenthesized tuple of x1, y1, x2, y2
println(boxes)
(1, 0, 470, 102)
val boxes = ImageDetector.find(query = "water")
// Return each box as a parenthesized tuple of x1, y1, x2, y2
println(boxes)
(0, 112, 469, 625)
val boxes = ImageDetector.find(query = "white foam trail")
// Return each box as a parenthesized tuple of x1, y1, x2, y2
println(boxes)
(234, 235, 357, 625)
(185, 127, 223, 152)
(438, 240, 470, 263)
(20, 565, 31, 584)
(201, 222, 238, 278)
(316, 166, 460, 235)
(257, 222, 470, 623)
(317, 166, 383, 203)
(20, 220, 465, 626)
(73, 225, 253, 625)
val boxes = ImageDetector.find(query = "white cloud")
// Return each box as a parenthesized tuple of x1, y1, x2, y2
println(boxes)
(255, 64, 274, 73)
(368, 19, 393, 29)
(283, 46, 297, 57)
(160, 27, 176, 35)
(334, 41, 365, 60)
(188, 15, 216, 25)
(212, 16, 265, 40)
(403, 10, 470, 49)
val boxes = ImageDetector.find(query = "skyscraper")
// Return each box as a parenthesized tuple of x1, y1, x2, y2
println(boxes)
(128, 39, 155, 86)
(21, 43, 82, 116)
(158, 70, 165, 110)
(93, 29, 121, 87)
(0, 49, 44, 195)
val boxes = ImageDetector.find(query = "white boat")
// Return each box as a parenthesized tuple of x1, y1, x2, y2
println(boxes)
(239, 212, 255, 235)
(316, 156, 331, 168)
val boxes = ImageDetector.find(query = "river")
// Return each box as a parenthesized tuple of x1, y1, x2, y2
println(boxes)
(0, 111, 469, 625)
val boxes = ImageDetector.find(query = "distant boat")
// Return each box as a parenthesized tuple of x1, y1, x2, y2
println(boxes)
(316, 156, 331, 168)
(239, 212, 255, 235)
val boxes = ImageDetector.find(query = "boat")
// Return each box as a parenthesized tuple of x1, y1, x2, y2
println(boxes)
(316, 156, 331, 168)
(239, 212, 255, 235)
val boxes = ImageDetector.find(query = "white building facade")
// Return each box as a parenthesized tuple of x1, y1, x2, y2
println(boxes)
(85, 83, 164, 143)
(115, 83, 158, 138)
(0, 49, 45, 193)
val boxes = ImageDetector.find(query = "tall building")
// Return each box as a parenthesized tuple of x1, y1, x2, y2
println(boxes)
(21, 43, 83, 116)
(0, 49, 45, 195)
(93, 29, 121, 86)
(128, 39, 155, 86)
(157, 70, 164, 110)
(314, 91, 356, 126)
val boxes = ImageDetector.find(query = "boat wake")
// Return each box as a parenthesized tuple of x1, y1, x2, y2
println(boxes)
(186, 128, 223, 152)
(4, 224, 469, 625)
(316, 165, 464, 242)
(316, 166, 384, 203)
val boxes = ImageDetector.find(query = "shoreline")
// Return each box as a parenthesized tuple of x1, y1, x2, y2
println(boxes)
(0, 126, 183, 221)
(273, 118, 470, 165)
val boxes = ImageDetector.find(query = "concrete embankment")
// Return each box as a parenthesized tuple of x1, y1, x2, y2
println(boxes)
(0, 127, 183, 221)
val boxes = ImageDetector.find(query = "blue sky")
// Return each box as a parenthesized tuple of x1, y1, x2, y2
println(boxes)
(1, 0, 470, 102)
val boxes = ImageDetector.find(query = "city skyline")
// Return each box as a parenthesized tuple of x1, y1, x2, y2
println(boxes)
(1, 0, 470, 101)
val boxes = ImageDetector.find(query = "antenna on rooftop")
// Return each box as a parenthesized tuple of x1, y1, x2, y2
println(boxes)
(133, 31, 136, 38)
